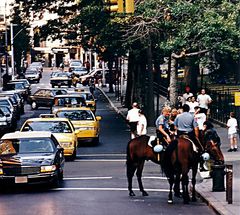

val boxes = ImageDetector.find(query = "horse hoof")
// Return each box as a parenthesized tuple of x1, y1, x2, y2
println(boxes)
(142, 191, 149, 196)
(168, 199, 173, 204)
(129, 191, 135, 197)
(174, 192, 182, 198)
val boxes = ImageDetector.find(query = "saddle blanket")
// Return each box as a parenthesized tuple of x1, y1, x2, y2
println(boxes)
(148, 136, 156, 147)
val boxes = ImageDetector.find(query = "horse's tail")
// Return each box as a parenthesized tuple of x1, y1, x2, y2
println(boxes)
(162, 139, 178, 177)
(126, 140, 132, 165)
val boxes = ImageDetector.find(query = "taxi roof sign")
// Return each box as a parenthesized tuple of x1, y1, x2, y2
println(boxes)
(39, 114, 56, 118)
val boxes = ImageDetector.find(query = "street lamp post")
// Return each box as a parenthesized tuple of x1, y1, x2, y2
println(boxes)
(10, 23, 15, 80)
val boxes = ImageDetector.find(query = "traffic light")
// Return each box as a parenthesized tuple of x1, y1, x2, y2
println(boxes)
(108, 0, 124, 13)
(125, 0, 134, 13)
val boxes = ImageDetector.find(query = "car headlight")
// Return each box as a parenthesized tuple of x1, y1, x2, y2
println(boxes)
(60, 142, 74, 147)
(0, 168, 3, 175)
(41, 165, 57, 173)
(0, 122, 7, 126)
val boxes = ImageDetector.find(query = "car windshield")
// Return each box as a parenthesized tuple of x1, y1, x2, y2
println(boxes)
(0, 138, 54, 154)
(0, 106, 11, 114)
(54, 97, 86, 106)
(22, 121, 73, 133)
(57, 110, 94, 120)
(0, 100, 10, 107)
(14, 83, 25, 90)
(55, 73, 69, 78)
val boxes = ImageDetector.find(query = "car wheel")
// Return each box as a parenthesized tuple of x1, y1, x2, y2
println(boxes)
(70, 147, 77, 161)
(93, 136, 99, 145)
(31, 101, 38, 110)
(52, 172, 62, 188)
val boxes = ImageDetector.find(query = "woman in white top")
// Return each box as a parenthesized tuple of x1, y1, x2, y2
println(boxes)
(227, 112, 238, 152)
(186, 96, 199, 115)
(137, 110, 147, 136)
(126, 102, 140, 139)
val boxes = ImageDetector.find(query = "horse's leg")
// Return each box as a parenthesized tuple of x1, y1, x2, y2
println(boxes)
(191, 162, 198, 202)
(136, 160, 148, 196)
(167, 174, 174, 204)
(174, 171, 182, 198)
(127, 161, 137, 196)
(181, 171, 190, 204)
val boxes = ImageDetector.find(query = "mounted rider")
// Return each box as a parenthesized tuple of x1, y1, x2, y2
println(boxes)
(155, 106, 172, 146)
(174, 104, 204, 153)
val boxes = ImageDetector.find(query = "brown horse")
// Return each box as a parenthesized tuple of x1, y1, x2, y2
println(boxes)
(126, 134, 224, 204)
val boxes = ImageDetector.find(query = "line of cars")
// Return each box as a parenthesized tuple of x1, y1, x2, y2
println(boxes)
(0, 80, 101, 188)
(0, 78, 31, 133)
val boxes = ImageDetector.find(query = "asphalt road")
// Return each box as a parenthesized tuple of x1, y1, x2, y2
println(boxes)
(0, 69, 215, 215)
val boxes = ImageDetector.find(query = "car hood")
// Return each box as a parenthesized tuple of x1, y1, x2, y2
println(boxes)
(53, 133, 75, 142)
(0, 153, 55, 167)
(72, 120, 95, 127)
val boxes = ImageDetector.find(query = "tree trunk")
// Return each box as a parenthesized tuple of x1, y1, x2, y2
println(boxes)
(169, 54, 178, 107)
(125, 53, 134, 108)
(145, 40, 155, 126)
(108, 58, 114, 93)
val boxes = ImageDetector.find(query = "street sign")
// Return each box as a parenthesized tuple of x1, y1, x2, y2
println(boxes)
(234, 92, 240, 106)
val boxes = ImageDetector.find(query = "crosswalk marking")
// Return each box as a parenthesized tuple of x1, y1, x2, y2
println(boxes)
(52, 187, 169, 192)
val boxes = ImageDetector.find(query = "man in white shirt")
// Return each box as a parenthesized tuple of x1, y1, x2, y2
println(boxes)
(137, 110, 147, 136)
(126, 102, 140, 139)
(197, 89, 212, 115)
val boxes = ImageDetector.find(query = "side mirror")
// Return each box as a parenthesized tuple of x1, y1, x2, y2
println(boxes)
(96, 116, 102, 121)
(22, 126, 30, 131)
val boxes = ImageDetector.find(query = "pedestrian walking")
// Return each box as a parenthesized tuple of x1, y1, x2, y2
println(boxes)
(197, 89, 212, 116)
(194, 107, 206, 140)
(137, 109, 147, 136)
(186, 96, 199, 115)
(126, 102, 140, 139)
(182, 85, 193, 105)
(227, 112, 238, 152)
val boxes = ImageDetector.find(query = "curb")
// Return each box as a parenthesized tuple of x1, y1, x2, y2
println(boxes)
(97, 86, 126, 120)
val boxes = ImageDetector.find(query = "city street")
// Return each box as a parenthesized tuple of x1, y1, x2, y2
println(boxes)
(0, 69, 215, 215)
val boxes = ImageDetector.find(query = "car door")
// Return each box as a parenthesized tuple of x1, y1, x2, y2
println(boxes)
(33, 89, 48, 107)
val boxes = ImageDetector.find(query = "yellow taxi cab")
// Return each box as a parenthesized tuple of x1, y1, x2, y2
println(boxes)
(72, 88, 96, 113)
(20, 114, 79, 160)
(55, 107, 101, 144)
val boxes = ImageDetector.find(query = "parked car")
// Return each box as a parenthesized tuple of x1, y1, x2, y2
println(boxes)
(0, 91, 25, 114)
(11, 79, 31, 95)
(0, 97, 18, 120)
(25, 68, 41, 83)
(28, 88, 67, 110)
(51, 94, 86, 114)
(0, 131, 64, 187)
(20, 115, 79, 160)
(2, 82, 29, 100)
(0, 108, 9, 134)
(0, 93, 22, 118)
(0, 105, 16, 130)
(55, 107, 101, 144)
(50, 71, 72, 88)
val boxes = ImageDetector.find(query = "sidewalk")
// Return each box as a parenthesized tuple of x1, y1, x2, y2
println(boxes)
(97, 86, 240, 215)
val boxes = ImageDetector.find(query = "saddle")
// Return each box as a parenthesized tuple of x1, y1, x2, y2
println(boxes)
(179, 135, 198, 153)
